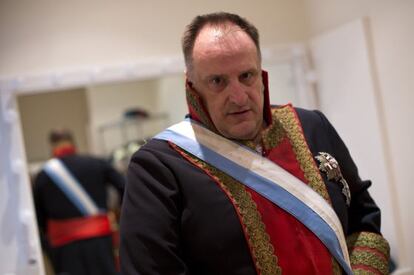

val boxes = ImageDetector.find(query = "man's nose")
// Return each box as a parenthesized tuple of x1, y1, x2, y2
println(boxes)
(228, 80, 248, 106)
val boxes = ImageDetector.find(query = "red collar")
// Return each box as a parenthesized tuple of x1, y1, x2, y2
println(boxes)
(53, 144, 76, 158)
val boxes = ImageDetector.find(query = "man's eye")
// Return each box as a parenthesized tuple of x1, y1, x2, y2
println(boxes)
(208, 76, 227, 90)
(210, 77, 224, 86)
(240, 72, 253, 79)
(240, 72, 253, 81)
(239, 71, 257, 85)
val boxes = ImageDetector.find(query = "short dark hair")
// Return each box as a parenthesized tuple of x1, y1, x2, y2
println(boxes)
(49, 128, 74, 145)
(182, 12, 261, 71)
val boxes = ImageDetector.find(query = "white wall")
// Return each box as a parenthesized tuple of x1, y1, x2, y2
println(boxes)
(156, 73, 188, 125)
(304, 0, 414, 272)
(0, 0, 308, 77)
(86, 79, 160, 155)
(266, 61, 299, 106)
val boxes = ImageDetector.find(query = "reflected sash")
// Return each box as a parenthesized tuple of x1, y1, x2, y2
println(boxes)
(155, 119, 352, 275)
(43, 158, 99, 216)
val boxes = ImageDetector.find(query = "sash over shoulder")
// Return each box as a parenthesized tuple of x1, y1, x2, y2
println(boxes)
(155, 119, 352, 275)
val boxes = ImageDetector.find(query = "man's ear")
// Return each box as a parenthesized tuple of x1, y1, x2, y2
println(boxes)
(185, 70, 195, 90)
(186, 80, 194, 89)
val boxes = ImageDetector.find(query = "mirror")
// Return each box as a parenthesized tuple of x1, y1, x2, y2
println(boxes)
(16, 73, 188, 275)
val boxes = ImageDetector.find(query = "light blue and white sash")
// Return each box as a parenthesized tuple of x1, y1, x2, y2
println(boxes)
(43, 159, 99, 216)
(155, 119, 352, 274)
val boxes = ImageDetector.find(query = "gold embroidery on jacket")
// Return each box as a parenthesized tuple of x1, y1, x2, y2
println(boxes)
(261, 116, 286, 150)
(240, 112, 285, 152)
(347, 232, 390, 274)
(174, 146, 282, 275)
(273, 106, 331, 203)
(186, 89, 216, 131)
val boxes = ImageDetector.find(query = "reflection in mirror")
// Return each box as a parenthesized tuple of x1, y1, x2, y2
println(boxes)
(17, 73, 189, 275)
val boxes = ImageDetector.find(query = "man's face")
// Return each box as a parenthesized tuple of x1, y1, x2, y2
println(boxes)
(188, 23, 264, 141)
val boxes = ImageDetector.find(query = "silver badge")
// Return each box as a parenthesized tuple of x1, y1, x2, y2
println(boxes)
(315, 152, 351, 206)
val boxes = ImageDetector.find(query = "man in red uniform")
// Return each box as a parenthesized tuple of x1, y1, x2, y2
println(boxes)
(120, 12, 390, 274)
(33, 129, 124, 275)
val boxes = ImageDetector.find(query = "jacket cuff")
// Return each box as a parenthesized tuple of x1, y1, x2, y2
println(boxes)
(347, 231, 390, 274)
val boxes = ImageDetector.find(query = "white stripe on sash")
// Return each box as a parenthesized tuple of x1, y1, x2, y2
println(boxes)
(43, 159, 99, 216)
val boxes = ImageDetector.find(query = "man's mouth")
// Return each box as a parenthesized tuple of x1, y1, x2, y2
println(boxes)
(229, 108, 250, 115)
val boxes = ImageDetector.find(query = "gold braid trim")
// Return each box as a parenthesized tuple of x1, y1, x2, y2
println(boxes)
(173, 146, 282, 275)
(347, 232, 390, 275)
(241, 110, 286, 151)
(353, 270, 386, 275)
(273, 106, 331, 203)
(261, 114, 286, 150)
(347, 232, 390, 256)
(186, 87, 216, 131)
